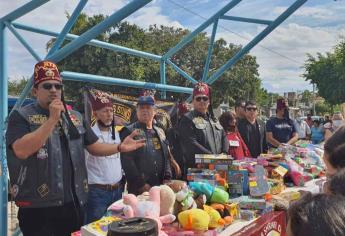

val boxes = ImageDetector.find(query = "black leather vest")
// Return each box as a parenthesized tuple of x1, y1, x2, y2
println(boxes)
(7, 103, 88, 208)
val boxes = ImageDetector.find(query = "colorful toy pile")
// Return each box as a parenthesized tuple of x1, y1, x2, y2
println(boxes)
(79, 144, 325, 236)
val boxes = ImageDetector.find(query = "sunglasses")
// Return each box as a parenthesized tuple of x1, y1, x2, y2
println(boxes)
(195, 96, 209, 102)
(41, 83, 63, 90)
(246, 107, 257, 111)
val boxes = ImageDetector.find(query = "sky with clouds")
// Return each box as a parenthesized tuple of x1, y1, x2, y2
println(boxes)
(1, 0, 345, 94)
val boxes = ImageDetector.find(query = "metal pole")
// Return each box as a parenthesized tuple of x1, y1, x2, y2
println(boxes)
(164, 59, 197, 84)
(47, 0, 88, 56)
(207, 0, 307, 85)
(47, 0, 152, 62)
(162, 0, 241, 60)
(0, 0, 50, 23)
(202, 19, 218, 81)
(11, 0, 152, 112)
(61, 71, 193, 94)
(12, 22, 162, 61)
(5, 22, 42, 61)
(160, 60, 166, 99)
(219, 15, 273, 25)
(0, 22, 8, 236)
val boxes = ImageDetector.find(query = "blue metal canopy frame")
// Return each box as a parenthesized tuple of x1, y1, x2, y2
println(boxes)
(0, 0, 306, 234)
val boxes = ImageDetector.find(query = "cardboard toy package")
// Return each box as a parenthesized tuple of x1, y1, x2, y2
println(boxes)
(195, 154, 233, 165)
(228, 169, 249, 197)
(230, 196, 267, 210)
(187, 168, 217, 185)
(81, 216, 121, 236)
(232, 211, 287, 236)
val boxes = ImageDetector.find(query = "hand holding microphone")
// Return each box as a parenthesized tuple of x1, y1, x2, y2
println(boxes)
(48, 99, 65, 124)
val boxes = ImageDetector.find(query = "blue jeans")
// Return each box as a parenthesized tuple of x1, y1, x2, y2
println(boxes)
(86, 185, 123, 224)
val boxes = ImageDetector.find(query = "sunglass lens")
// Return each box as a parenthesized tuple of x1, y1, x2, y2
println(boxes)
(42, 83, 62, 90)
(196, 97, 208, 102)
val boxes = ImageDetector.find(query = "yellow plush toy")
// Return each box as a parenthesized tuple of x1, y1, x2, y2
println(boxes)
(203, 205, 226, 229)
(178, 208, 210, 231)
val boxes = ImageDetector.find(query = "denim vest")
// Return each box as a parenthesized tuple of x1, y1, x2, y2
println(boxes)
(7, 103, 88, 208)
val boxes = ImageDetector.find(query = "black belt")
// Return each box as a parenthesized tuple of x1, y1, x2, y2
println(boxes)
(89, 183, 121, 191)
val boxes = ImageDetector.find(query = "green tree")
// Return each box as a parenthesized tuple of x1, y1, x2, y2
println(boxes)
(303, 38, 345, 105)
(8, 77, 31, 97)
(49, 13, 263, 108)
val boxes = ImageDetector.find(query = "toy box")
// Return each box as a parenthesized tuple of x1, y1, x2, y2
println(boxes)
(228, 169, 249, 197)
(187, 168, 217, 185)
(81, 216, 121, 236)
(195, 154, 233, 165)
(231, 196, 267, 210)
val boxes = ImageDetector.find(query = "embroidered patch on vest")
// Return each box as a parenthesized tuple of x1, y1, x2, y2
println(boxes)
(193, 117, 206, 129)
(83, 179, 89, 192)
(37, 147, 48, 160)
(28, 114, 48, 125)
(37, 183, 49, 198)
(69, 113, 81, 126)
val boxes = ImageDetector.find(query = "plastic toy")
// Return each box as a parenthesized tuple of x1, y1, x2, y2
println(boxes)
(178, 208, 210, 231)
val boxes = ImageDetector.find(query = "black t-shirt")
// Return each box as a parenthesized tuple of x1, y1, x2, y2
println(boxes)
(144, 129, 164, 187)
(245, 120, 261, 158)
(6, 108, 98, 203)
(266, 117, 296, 146)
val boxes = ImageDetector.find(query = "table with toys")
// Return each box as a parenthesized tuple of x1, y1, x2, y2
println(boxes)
(75, 142, 326, 236)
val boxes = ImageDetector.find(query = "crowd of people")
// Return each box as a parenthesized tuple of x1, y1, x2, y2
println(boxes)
(5, 60, 345, 236)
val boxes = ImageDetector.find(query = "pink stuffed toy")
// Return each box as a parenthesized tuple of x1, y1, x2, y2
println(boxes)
(123, 186, 176, 236)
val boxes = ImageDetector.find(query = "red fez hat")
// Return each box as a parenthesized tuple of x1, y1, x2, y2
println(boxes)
(276, 98, 288, 110)
(89, 91, 113, 111)
(178, 102, 189, 116)
(193, 82, 210, 97)
(34, 60, 62, 86)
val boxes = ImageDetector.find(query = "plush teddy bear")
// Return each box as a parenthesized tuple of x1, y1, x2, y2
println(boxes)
(160, 184, 176, 215)
(175, 187, 197, 212)
(123, 186, 176, 236)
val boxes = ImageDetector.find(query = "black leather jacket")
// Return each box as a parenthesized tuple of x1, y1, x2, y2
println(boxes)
(120, 121, 172, 195)
(6, 103, 89, 208)
(178, 110, 229, 169)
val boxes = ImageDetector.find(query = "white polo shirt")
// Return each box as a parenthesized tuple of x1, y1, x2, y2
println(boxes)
(86, 123, 122, 185)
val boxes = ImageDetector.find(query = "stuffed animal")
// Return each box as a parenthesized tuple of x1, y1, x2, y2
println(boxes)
(193, 193, 207, 209)
(210, 203, 234, 225)
(178, 208, 210, 231)
(160, 185, 176, 215)
(165, 180, 187, 193)
(123, 186, 176, 236)
(175, 187, 197, 212)
(203, 205, 227, 229)
(189, 182, 229, 204)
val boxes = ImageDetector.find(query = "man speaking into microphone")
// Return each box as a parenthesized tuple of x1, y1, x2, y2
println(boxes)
(6, 60, 145, 236)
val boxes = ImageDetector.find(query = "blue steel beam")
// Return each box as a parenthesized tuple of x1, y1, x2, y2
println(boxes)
(47, 0, 88, 56)
(166, 59, 198, 84)
(11, 0, 152, 111)
(12, 22, 162, 61)
(206, 0, 307, 85)
(162, 0, 241, 60)
(0, 0, 50, 23)
(160, 60, 167, 99)
(220, 15, 273, 25)
(0, 22, 8, 236)
(47, 0, 152, 62)
(61, 71, 193, 94)
(202, 19, 218, 81)
(5, 22, 42, 61)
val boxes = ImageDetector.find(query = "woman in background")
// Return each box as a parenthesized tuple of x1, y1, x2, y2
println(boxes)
(219, 111, 251, 159)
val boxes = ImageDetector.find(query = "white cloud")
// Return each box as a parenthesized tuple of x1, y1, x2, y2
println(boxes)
(128, 6, 183, 29)
(273, 6, 334, 20)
